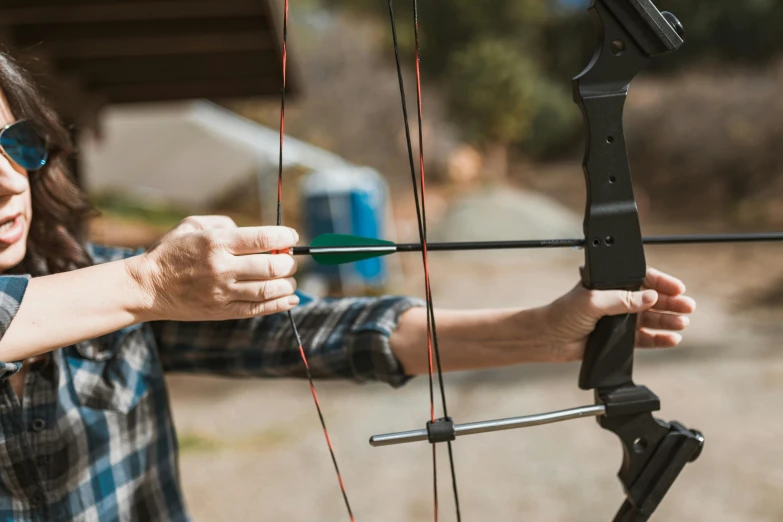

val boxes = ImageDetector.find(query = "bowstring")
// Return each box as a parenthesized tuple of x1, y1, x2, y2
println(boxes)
(387, 0, 462, 520)
(277, 1, 355, 519)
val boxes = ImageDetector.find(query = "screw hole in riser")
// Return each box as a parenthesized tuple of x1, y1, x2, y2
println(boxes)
(633, 437, 648, 453)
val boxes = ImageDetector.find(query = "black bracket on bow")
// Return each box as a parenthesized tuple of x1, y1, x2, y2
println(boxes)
(426, 417, 456, 443)
(576, 1, 703, 520)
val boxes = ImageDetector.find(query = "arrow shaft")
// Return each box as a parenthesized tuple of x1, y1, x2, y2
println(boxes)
(644, 232, 783, 245)
(308, 245, 399, 255)
(291, 232, 783, 257)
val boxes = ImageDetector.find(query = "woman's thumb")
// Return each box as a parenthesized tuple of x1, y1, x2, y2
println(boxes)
(592, 289, 658, 317)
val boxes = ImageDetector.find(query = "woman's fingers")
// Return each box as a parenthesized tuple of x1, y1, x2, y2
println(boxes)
(637, 268, 696, 348)
(233, 253, 298, 281)
(582, 287, 658, 319)
(639, 310, 690, 331)
(223, 226, 299, 255)
(585, 267, 696, 351)
(643, 267, 686, 297)
(649, 293, 696, 314)
(231, 277, 298, 303)
(226, 295, 301, 319)
(635, 328, 682, 349)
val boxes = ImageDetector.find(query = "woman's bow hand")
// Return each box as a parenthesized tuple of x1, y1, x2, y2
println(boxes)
(543, 267, 696, 362)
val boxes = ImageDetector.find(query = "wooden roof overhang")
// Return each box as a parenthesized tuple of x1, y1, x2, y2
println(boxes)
(0, 0, 295, 123)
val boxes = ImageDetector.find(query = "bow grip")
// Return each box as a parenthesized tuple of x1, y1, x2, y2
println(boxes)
(579, 291, 639, 391)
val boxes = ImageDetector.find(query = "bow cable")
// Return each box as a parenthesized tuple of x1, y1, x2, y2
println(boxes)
(387, 1, 462, 519)
(277, 1, 355, 519)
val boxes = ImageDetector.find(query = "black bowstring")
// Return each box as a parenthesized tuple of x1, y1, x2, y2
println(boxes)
(277, 1, 355, 519)
(387, 0, 462, 519)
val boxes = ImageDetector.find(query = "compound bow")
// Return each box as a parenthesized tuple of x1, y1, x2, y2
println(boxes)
(277, 0, 706, 520)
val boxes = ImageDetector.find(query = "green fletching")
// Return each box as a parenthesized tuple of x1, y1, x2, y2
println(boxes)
(309, 234, 396, 265)
(311, 233, 395, 248)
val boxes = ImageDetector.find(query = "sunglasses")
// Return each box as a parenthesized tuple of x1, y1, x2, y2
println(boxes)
(0, 120, 48, 172)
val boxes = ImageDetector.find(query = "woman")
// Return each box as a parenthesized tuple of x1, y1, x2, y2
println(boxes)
(0, 52, 694, 521)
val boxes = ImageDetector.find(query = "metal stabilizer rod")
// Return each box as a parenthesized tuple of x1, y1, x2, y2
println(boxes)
(369, 404, 606, 447)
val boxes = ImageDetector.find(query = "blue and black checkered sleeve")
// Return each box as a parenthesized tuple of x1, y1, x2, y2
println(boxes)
(150, 292, 424, 388)
(0, 274, 31, 379)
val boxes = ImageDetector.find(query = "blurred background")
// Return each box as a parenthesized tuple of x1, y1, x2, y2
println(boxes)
(3, 0, 783, 519)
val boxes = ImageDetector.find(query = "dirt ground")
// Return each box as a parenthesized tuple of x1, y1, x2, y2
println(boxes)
(163, 224, 783, 521)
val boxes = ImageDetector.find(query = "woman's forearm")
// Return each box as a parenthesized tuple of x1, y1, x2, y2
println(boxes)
(0, 258, 151, 362)
(390, 306, 554, 375)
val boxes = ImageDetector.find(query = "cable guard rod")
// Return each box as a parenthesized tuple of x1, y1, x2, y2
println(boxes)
(369, 404, 607, 447)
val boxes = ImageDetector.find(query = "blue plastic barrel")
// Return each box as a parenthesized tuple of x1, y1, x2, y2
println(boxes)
(300, 167, 388, 289)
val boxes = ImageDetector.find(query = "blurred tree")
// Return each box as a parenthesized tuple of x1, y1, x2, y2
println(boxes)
(445, 39, 575, 179)
(323, 0, 783, 180)
(324, 0, 579, 178)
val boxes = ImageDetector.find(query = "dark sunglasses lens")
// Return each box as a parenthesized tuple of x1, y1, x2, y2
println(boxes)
(0, 120, 48, 171)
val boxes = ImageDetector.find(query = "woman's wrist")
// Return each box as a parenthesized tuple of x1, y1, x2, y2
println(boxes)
(0, 257, 159, 361)
(122, 255, 160, 324)
(392, 305, 562, 375)
(500, 305, 562, 364)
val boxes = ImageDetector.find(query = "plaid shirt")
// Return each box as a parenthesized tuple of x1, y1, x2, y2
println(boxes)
(0, 244, 420, 521)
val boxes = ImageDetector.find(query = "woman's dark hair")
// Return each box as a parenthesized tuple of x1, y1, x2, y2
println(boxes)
(0, 52, 96, 276)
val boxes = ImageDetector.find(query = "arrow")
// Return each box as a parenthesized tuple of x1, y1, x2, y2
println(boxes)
(285, 232, 783, 265)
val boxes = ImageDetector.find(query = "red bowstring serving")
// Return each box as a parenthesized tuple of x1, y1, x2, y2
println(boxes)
(409, 2, 462, 519)
(414, 26, 439, 522)
(277, 1, 354, 520)
(414, 13, 435, 426)
(276, 0, 286, 223)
